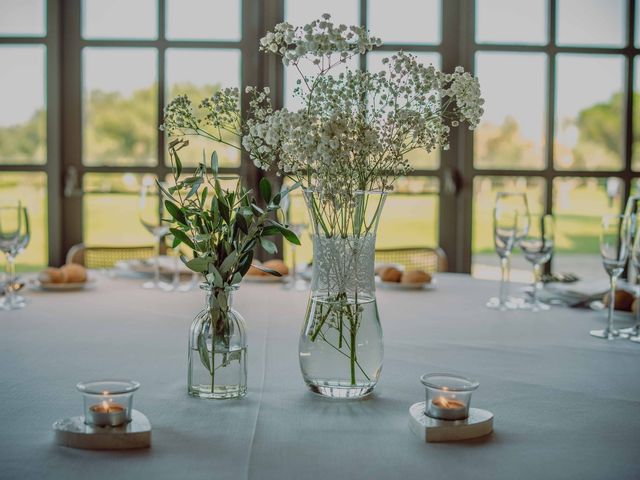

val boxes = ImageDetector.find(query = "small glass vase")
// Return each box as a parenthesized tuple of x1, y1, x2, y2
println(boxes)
(188, 284, 247, 399)
(299, 189, 387, 399)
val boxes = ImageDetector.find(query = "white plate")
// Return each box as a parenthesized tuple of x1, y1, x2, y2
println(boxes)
(29, 278, 97, 292)
(244, 274, 287, 283)
(376, 278, 436, 291)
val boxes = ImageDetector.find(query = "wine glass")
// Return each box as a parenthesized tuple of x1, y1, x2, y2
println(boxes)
(0, 204, 30, 310)
(590, 214, 631, 340)
(520, 214, 554, 312)
(486, 192, 530, 310)
(139, 180, 171, 290)
(279, 188, 309, 291)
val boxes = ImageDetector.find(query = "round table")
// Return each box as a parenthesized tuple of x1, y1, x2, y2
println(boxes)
(1, 273, 638, 479)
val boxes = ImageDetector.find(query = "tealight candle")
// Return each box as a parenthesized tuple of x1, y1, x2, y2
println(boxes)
(421, 373, 479, 421)
(77, 380, 140, 427)
(87, 400, 128, 427)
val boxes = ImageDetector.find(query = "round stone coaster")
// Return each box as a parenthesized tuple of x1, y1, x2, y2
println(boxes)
(53, 409, 151, 450)
(409, 402, 493, 442)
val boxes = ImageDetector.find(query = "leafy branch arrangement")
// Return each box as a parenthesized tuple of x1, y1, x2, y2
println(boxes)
(160, 138, 299, 390)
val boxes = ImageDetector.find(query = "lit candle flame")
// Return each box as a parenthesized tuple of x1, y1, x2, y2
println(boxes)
(101, 400, 110, 412)
(439, 397, 452, 408)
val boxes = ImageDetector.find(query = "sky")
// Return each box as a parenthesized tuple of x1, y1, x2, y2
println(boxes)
(0, 0, 630, 132)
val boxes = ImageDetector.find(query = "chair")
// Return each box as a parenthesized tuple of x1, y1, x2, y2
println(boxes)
(66, 243, 154, 269)
(375, 247, 448, 273)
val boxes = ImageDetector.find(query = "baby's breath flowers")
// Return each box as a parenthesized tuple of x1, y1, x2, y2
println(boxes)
(161, 14, 484, 219)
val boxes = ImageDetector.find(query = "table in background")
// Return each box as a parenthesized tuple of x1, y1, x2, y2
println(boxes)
(1, 274, 639, 479)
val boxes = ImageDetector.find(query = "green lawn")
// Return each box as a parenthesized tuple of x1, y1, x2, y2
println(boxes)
(0, 174, 618, 271)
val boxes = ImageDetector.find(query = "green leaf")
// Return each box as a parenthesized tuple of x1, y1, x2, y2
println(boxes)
(259, 177, 272, 203)
(219, 251, 238, 275)
(231, 272, 243, 285)
(261, 225, 280, 236)
(238, 252, 253, 276)
(260, 238, 277, 255)
(185, 256, 210, 273)
(211, 151, 219, 173)
(218, 199, 230, 224)
(164, 200, 187, 225)
(279, 226, 301, 245)
(197, 333, 212, 374)
(210, 267, 223, 288)
(170, 228, 195, 249)
(235, 213, 249, 234)
(156, 180, 174, 201)
(251, 263, 282, 277)
(174, 149, 183, 178)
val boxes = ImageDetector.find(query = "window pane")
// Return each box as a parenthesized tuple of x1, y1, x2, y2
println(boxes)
(368, 51, 441, 170)
(472, 176, 545, 281)
(633, 57, 640, 171)
(83, 173, 155, 247)
(0, 45, 46, 164)
(377, 177, 440, 249)
(0, 0, 45, 36)
(82, 0, 157, 39)
(368, 0, 440, 44)
(284, 177, 440, 266)
(0, 172, 47, 270)
(557, 0, 625, 47)
(555, 55, 624, 171)
(476, 0, 547, 44)
(83, 48, 157, 167)
(475, 52, 547, 170)
(166, 0, 240, 41)
(165, 48, 241, 168)
(553, 177, 622, 279)
(285, 0, 359, 26)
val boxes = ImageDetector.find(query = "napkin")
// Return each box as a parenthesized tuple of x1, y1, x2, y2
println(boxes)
(538, 280, 609, 307)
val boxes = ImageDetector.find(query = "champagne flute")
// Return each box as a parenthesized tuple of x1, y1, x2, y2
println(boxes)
(628, 225, 640, 342)
(520, 214, 554, 312)
(590, 214, 631, 340)
(139, 180, 170, 290)
(487, 192, 530, 310)
(0, 204, 30, 310)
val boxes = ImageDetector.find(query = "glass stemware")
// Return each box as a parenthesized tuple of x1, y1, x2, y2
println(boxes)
(520, 214, 554, 312)
(590, 214, 631, 340)
(279, 188, 309, 291)
(486, 192, 530, 310)
(629, 224, 640, 342)
(623, 195, 640, 339)
(139, 180, 171, 290)
(0, 204, 30, 311)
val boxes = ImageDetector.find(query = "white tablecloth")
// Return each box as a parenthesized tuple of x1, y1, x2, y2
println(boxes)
(1, 274, 639, 479)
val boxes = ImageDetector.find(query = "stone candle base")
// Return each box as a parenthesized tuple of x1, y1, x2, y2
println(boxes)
(53, 410, 151, 450)
(409, 402, 493, 442)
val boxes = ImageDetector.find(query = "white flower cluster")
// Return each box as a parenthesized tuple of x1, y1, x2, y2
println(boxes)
(259, 13, 381, 67)
(243, 48, 484, 199)
(161, 15, 485, 218)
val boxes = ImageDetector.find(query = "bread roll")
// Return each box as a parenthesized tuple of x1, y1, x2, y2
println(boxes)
(60, 263, 88, 283)
(263, 259, 289, 276)
(401, 270, 432, 284)
(379, 266, 402, 283)
(38, 267, 67, 284)
(603, 289, 634, 312)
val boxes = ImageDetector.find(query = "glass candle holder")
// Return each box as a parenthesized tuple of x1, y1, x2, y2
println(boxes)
(420, 373, 479, 421)
(77, 380, 140, 427)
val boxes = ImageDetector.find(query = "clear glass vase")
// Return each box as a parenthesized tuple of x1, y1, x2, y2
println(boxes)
(299, 190, 387, 399)
(188, 284, 247, 399)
